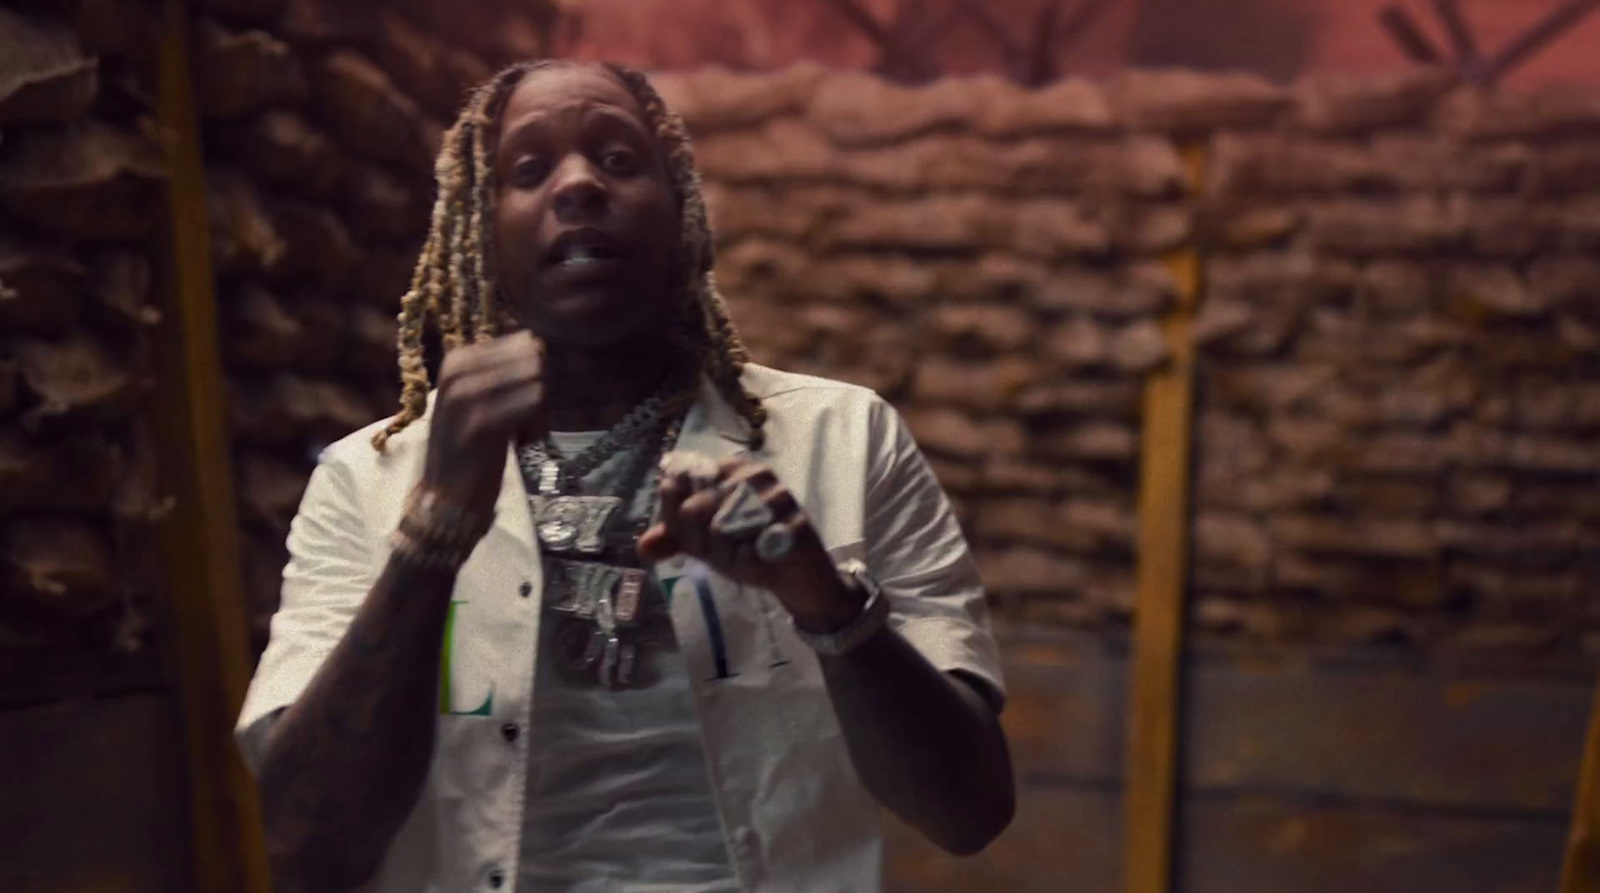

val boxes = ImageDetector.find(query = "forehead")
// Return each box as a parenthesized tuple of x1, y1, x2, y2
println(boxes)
(500, 65, 647, 135)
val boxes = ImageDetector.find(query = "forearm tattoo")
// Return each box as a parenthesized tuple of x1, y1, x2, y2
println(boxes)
(257, 561, 455, 889)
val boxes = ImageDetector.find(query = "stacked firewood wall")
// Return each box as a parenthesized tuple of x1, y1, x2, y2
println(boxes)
(0, 2, 171, 655)
(660, 65, 1600, 666)
(1189, 78, 1600, 661)
(188, 0, 551, 655)
(661, 66, 1202, 631)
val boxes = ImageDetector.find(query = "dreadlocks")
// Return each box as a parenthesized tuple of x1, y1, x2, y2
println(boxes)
(370, 60, 767, 452)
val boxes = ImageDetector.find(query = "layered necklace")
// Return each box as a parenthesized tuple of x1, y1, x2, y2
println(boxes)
(515, 367, 699, 689)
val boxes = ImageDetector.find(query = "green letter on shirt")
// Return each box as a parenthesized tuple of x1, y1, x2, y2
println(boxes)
(438, 600, 494, 716)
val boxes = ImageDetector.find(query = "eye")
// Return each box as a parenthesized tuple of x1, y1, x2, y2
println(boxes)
(510, 155, 551, 187)
(600, 149, 638, 176)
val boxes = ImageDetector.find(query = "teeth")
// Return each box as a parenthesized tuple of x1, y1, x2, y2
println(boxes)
(563, 245, 598, 266)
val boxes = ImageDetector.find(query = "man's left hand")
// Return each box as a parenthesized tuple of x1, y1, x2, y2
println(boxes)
(637, 456, 864, 632)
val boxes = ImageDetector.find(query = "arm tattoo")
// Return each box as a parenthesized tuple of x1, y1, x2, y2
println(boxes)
(257, 559, 457, 892)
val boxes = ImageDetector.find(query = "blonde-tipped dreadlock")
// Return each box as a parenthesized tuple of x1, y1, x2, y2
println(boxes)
(371, 60, 767, 452)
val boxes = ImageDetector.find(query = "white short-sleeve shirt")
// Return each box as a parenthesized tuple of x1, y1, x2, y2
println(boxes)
(236, 364, 1006, 893)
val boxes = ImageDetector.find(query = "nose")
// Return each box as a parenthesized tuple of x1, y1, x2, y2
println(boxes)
(550, 155, 608, 221)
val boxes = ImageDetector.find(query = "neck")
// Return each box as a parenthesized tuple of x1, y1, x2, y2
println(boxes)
(543, 335, 691, 432)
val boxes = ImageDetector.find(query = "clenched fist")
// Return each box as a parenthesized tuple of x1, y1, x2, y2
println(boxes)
(422, 331, 548, 518)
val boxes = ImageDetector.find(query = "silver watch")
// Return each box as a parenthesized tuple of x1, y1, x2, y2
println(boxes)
(791, 559, 890, 656)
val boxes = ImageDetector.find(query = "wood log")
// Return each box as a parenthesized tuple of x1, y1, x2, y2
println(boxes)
(90, 251, 161, 329)
(0, 7, 98, 125)
(0, 357, 15, 417)
(277, 0, 374, 45)
(374, 8, 490, 119)
(355, 245, 418, 308)
(272, 200, 360, 286)
(229, 374, 377, 445)
(281, 292, 346, 371)
(192, 0, 286, 27)
(346, 303, 398, 377)
(366, 377, 400, 421)
(313, 49, 435, 174)
(0, 238, 87, 334)
(192, 19, 307, 119)
(338, 164, 425, 243)
(110, 418, 170, 524)
(0, 120, 166, 241)
(209, 110, 348, 198)
(0, 427, 120, 512)
(219, 282, 301, 369)
(219, 283, 346, 372)
(14, 332, 143, 436)
(389, 0, 552, 66)
(208, 168, 285, 276)
(70, 0, 165, 65)
(1, 515, 118, 620)
(235, 450, 310, 534)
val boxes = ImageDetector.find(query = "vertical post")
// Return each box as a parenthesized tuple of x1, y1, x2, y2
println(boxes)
(1560, 682, 1600, 893)
(1121, 143, 1205, 893)
(153, 1, 272, 891)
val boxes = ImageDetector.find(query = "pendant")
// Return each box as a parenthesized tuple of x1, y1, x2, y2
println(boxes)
(593, 587, 635, 689)
(532, 495, 623, 555)
(597, 635, 637, 689)
(538, 460, 561, 495)
(615, 569, 646, 625)
(556, 618, 604, 672)
(545, 559, 622, 618)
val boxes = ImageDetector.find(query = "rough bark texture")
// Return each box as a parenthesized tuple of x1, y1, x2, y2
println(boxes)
(189, 3, 554, 653)
(0, 2, 168, 654)
(659, 67, 1600, 667)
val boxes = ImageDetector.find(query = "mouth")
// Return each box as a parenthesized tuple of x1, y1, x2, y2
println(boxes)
(544, 228, 626, 270)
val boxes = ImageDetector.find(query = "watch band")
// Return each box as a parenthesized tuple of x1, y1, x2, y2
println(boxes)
(791, 559, 890, 657)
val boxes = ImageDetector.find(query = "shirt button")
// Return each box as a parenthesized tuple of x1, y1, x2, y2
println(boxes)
(500, 723, 519, 743)
(487, 867, 504, 889)
(518, 581, 533, 598)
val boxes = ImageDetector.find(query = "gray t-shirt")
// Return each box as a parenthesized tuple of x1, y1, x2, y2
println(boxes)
(517, 430, 739, 892)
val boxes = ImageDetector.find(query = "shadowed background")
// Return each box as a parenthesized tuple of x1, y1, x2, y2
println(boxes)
(1, 1, 1598, 892)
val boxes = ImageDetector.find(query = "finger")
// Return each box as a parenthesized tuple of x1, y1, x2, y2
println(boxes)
(722, 462, 777, 491)
(657, 472, 691, 530)
(679, 486, 723, 527)
(448, 383, 544, 450)
(757, 482, 803, 525)
(654, 473, 700, 556)
(675, 486, 723, 557)
(489, 382, 549, 441)
(716, 454, 753, 482)
(635, 522, 682, 563)
(450, 370, 545, 408)
(440, 332, 543, 386)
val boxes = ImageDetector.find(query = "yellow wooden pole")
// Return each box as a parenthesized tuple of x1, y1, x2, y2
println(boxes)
(1121, 143, 1206, 893)
(1559, 681, 1600, 892)
(153, 1, 272, 890)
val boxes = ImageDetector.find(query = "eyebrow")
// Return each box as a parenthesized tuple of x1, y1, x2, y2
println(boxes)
(497, 104, 653, 158)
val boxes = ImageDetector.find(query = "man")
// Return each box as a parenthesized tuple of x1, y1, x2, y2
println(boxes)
(237, 59, 1014, 893)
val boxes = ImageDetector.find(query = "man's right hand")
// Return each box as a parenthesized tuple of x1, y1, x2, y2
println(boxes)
(422, 330, 548, 517)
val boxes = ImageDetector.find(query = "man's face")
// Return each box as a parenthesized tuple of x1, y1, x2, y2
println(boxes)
(492, 65, 681, 347)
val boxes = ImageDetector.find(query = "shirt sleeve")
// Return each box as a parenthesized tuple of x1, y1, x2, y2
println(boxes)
(863, 397, 1006, 709)
(234, 446, 382, 773)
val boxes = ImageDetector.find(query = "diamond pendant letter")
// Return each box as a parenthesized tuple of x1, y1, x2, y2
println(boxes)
(538, 460, 560, 495)
(615, 569, 646, 625)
